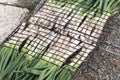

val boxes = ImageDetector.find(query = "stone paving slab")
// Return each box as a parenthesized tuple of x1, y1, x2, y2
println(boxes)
(0, 0, 17, 4)
(0, 4, 29, 43)
(0, 0, 41, 8)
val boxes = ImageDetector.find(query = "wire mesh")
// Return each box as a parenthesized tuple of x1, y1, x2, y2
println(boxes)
(0, 0, 120, 79)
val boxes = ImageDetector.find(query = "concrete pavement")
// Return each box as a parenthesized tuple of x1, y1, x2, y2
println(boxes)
(0, 0, 40, 43)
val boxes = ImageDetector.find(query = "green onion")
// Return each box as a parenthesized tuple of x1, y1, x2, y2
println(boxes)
(0, 45, 72, 80)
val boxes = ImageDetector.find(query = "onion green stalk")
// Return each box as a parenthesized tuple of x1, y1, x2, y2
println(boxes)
(51, 0, 120, 16)
(0, 45, 72, 80)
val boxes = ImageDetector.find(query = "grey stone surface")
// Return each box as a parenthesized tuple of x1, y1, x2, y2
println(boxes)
(0, 0, 17, 4)
(0, 4, 29, 43)
(0, 0, 41, 9)
(17, 0, 41, 8)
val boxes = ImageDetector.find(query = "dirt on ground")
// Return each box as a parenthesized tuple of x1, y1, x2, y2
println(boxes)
(17, 0, 41, 9)
(76, 13, 120, 80)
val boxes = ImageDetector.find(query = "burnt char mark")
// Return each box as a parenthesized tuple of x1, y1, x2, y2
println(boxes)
(26, 33, 39, 48)
(93, 9, 99, 17)
(77, 40, 83, 46)
(22, 22, 30, 32)
(67, 10, 73, 18)
(61, 47, 83, 67)
(77, 15, 88, 29)
(18, 36, 30, 53)
(67, 32, 74, 39)
(34, 33, 39, 39)
(63, 19, 71, 29)
(40, 43, 51, 58)
(61, 3, 66, 7)
(90, 26, 96, 35)
(50, 22, 56, 32)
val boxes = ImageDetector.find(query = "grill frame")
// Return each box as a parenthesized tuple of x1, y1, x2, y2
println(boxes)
(0, 0, 120, 79)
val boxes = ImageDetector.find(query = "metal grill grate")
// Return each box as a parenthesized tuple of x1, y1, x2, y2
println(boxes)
(1, 0, 120, 76)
